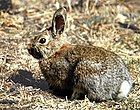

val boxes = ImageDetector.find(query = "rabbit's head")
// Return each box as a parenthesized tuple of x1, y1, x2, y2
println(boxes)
(28, 7, 67, 59)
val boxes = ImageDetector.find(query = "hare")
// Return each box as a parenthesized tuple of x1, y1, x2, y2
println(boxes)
(28, 7, 132, 101)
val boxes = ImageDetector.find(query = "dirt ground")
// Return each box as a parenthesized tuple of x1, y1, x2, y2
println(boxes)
(0, 0, 140, 109)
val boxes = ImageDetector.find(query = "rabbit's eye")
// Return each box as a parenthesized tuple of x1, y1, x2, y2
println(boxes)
(39, 38, 46, 44)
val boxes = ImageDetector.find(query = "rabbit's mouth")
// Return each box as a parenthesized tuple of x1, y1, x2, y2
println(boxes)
(28, 47, 43, 59)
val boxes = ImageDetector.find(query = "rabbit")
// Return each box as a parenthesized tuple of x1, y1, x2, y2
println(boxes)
(28, 7, 132, 101)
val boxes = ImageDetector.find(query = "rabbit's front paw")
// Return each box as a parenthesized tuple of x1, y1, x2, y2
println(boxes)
(71, 88, 86, 100)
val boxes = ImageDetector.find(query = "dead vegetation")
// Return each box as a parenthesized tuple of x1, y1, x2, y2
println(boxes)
(0, 0, 140, 109)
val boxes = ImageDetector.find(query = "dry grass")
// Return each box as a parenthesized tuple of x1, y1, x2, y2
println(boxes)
(0, 0, 140, 109)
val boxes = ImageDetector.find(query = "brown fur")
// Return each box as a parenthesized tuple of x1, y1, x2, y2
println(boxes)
(28, 7, 132, 101)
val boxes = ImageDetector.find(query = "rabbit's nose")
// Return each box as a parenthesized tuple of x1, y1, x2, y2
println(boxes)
(32, 44, 35, 47)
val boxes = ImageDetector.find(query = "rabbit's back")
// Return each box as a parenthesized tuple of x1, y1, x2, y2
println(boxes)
(39, 45, 132, 101)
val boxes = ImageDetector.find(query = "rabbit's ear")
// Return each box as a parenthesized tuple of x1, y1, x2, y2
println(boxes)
(51, 7, 66, 38)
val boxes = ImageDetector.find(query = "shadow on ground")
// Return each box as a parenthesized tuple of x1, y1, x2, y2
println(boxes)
(9, 70, 74, 99)
(9, 69, 49, 91)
